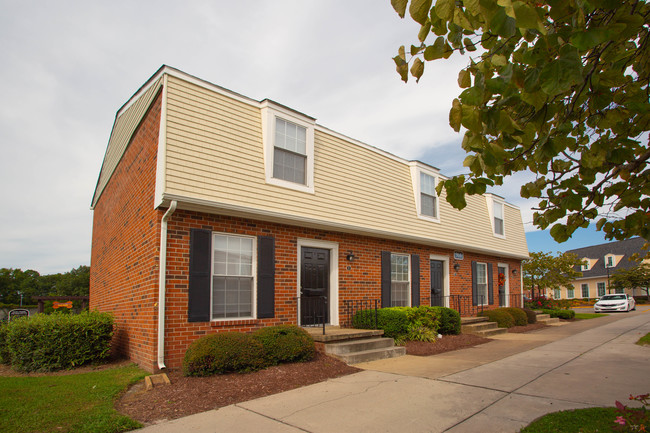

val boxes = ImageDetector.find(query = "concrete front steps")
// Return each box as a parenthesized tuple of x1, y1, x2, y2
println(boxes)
(305, 327, 405, 364)
(535, 312, 560, 325)
(461, 316, 508, 337)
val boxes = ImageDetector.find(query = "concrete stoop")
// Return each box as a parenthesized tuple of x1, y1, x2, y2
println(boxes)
(535, 313, 560, 325)
(324, 337, 406, 364)
(460, 316, 508, 337)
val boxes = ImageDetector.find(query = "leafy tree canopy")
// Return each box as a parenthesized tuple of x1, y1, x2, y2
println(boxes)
(0, 266, 89, 305)
(523, 251, 583, 297)
(391, 0, 650, 242)
(610, 262, 650, 298)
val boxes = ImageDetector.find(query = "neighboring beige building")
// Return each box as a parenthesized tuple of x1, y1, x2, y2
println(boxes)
(549, 237, 649, 300)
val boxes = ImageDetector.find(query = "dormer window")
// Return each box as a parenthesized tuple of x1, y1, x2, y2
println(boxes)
(261, 101, 315, 194)
(580, 259, 590, 271)
(604, 254, 615, 268)
(420, 172, 438, 218)
(273, 118, 306, 184)
(486, 194, 506, 238)
(409, 162, 440, 223)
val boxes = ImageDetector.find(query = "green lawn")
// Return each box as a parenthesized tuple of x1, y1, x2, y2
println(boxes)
(520, 407, 618, 433)
(0, 363, 147, 433)
(573, 313, 608, 320)
(638, 332, 650, 346)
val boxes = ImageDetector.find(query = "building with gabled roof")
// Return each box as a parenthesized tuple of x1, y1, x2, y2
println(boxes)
(549, 237, 648, 300)
(90, 66, 529, 372)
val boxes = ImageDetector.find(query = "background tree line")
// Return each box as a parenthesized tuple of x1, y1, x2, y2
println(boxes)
(0, 266, 89, 306)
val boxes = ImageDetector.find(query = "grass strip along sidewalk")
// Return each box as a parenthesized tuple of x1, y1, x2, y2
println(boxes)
(0, 363, 146, 433)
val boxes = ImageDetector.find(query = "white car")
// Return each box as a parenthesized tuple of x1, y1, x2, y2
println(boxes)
(594, 294, 636, 313)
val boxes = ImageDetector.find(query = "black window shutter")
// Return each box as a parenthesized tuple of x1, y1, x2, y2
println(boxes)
(257, 235, 275, 319)
(411, 254, 420, 307)
(471, 261, 478, 306)
(381, 251, 391, 308)
(188, 229, 211, 322)
(487, 263, 494, 305)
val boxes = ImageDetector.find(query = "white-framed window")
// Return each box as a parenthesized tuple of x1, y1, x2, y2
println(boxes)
(580, 258, 590, 271)
(597, 282, 606, 297)
(493, 201, 504, 236)
(261, 101, 315, 194)
(409, 162, 441, 223)
(390, 254, 410, 307)
(615, 287, 624, 294)
(604, 254, 615, 268)
(567, 288, 575, 299)
(554, 289, 561, 299)
(211, 233, 256, 320)
(581, 283, 589, 298)
(485, 194, 506, 238)
(476, 262, 488, 305)
(420, 172, 438, 219)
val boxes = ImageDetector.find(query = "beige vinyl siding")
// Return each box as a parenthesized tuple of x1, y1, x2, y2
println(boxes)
(92, 78, 163, 207)
(162, 74, 528, 258)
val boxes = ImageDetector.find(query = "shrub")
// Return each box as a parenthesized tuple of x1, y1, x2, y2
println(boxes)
(353, 308, 409, 340)
(4, 311, 113, 372)
(252, 325, 315, 365)
(479, 308, 515, 328)
(503, 308, 528, 326)
(427, 306, 461, 335)
(522, 308, 537, 324)
(542, 308, 576, 320)
(402, 306, 440, 342)
(0, 321, 9, 364)
(183, 332, 267, 376)
(525, 295, 557, 310)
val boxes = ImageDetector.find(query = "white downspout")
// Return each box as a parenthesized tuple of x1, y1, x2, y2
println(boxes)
(157, 200, 177, 370)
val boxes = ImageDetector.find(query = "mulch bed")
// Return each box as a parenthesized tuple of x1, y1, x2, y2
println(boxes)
(404, 333, 492, 356)
(115, 352, 360, 424)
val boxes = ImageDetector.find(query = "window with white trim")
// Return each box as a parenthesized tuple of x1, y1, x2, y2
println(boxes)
(597, 282, 606, 297)
(605, 254, 614, 268)
(554, 289, 561, 299)
(581, 283, 589, 298)
(476, 262, 488, 305)
(390, 254, 410, 307)
(261, 101, 315, 193)
(419, 172, 438, 219)
(212, 233, 255, 320)
(493, 201, 504, 236)
(567, 288, 575, 299)
(580, 258, 590, 271)
(273, 118, 307, 184)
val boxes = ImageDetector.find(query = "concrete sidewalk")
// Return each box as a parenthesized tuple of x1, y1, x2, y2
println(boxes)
(135, 308, 650, 433)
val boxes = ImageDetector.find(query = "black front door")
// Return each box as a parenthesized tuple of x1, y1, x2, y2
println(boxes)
(431, 260, 444, 306)
(300, 247, 329, 325)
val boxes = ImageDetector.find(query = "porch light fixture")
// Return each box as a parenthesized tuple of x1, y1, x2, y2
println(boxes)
(346, 253, 356, 262)
(453, 263, 460, 272)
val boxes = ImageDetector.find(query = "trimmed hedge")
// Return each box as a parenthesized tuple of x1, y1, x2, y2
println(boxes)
(503, 308, 528, 326)
(353, 308, 409, 340)
(427, 306, 461, 335)
(543, 308, 576, 320)
(0, 321, 9, 364)
(3, 311, 113, 372)
(479, 308, 515, 328)
(522, 308, 537, 324)
(183, 332, 267, 376)
(252, 325, 315, 365)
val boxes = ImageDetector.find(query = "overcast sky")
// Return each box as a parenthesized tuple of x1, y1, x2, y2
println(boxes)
(0, 1, 612, 274)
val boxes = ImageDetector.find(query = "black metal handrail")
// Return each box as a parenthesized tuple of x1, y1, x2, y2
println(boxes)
(296, 296, 327, 334)
(341, 299, 381, 329)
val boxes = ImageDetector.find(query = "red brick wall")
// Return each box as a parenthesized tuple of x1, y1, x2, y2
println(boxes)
(161, 210, 522, 370)
(90, 90, 163, 372)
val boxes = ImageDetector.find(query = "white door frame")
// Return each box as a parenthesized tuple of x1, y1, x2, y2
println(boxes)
(429, 254, 450, 308)
(296, 238, 339, 326)
(497, 263, 510, 307)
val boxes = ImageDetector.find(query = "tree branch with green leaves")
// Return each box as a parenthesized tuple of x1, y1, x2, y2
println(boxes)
(392, 0, 650, 242)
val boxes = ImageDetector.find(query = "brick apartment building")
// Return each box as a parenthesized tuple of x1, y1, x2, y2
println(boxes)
(90, 66, 529, 372)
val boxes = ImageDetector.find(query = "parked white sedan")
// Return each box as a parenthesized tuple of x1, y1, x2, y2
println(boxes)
(594, 294, 636, 313)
